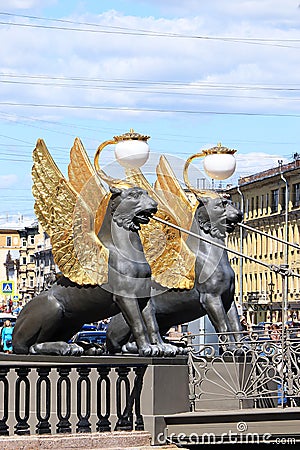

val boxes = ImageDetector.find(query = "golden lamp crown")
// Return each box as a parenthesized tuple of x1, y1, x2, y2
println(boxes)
(201, 142, 236, 156)
(113, 128, 150, 142)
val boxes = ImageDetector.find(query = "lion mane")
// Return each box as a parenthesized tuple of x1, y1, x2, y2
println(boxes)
(196, 196, 239, 240)
(110, 186, 153, 232)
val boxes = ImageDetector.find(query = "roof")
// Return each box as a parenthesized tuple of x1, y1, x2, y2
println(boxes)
(238, 159, 300, 187)
(0, 215, 36, 231)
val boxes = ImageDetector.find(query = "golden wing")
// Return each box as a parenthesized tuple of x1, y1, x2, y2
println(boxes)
(68, 137, 111, 234)
(155, 155, 197, 232)
(126, 166, 195, 290)
(32, 138, 108, 285)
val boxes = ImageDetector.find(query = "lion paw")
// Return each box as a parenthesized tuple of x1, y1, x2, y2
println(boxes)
(122, 342, 139, 354)
(122, 342, 161, 356)
(64, 343, 84, 356)
(29, 341, 84, 356)
(176, 345, 189, 355)
(83, 345, 105, 356)
(159, 343, 178, 357)
(138, 344, 166, 357)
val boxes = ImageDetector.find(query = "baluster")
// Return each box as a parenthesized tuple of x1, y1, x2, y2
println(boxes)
(14, 367, 31, 435)
(115, 366, 146, 432)
(76, 367, 91, 433)
(56, 367, 72, 434)
(96, 367, 111, 432)
(133, 366, 146, 431)
(0, 367, 9, 435)
(114, 366, 132, 431)
(36, 367, 51, 434)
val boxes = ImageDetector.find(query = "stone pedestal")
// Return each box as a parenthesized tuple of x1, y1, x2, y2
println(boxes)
(138, 356, 190, 444)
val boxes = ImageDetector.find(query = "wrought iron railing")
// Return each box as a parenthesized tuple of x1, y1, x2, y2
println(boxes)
(185, 328, 300, 411)
(0, 355, 147, 436)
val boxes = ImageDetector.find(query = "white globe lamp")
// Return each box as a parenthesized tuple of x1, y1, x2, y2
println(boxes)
(203, 150, 236, 180)
(183, 142, 237, 196)
(94, 129, 151, 187)
(114, 138, 150, 168)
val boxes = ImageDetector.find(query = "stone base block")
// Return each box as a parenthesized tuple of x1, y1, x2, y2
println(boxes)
(0, 431, 152, 450)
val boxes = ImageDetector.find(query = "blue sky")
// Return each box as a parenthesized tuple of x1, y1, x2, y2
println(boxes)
(0, 0, 300, 220)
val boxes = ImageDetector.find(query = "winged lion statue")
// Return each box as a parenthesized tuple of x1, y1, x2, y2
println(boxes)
(13, 135, 190, 356)
(106, 153, 244, 353)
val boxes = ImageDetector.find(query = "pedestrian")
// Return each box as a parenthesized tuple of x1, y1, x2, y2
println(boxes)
(240, 315, 251, 332)
(268, 323, 287, 407)
(269, 323, 281, 342)
(1, 319, 13, 353)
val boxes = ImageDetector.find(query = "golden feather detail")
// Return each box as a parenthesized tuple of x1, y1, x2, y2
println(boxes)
(32, 138, 108, 286)
(126, 165, 196, 289)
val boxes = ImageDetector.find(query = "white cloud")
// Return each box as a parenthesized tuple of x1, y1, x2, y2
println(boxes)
(144, 0, 300, 22)
(236, 152, 289, 178)
(0, 0, 56, 10)
(0, 1, 298, 216)
(0, 174, 18, 188)
(0, 2, 299, 122)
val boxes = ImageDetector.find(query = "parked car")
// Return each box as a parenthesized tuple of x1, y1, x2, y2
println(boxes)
(80, 323, 97, 331)
(252, 322, 272, 337)
(69, 330, 106, 345)
(0, 313, 17, 328)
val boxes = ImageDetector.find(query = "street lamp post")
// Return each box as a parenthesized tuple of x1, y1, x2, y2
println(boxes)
(237, 184, 245, 318)
(278, 160, 289, 326)
(268, 278, 275, 323)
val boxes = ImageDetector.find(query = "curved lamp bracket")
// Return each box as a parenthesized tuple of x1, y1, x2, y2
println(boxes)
(183, 143, 237, 198)
(94, 129, 150, 189)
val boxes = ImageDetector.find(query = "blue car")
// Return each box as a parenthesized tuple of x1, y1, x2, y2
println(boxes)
(69, 330, 106, 345)
(80, 323, 97, 331)
(0, 313, 16, 327)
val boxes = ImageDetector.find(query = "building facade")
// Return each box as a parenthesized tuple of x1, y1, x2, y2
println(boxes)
(0, 228, 20, 309)
(0, 220, 57, 309)
(18, 223, 39, 303)
(35, 225, 57, 293)
(227, 157, 300, 325)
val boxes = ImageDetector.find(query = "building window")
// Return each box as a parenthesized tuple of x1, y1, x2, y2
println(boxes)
(292, 183, 300, 207)
(6, 236, 12, 247)
(22, 279, 26, 287)
(281, 187, 286, 211)
(251, 197, 255, 213)
(29, 276, 34, 288)
(255, 196, 259, 215)
(29, 235, 35, 245)
(271, 189, 279, 213)
(245, 198, 249, 218)
(30, 255, 35, 263)
(22, 237, 27, 247)
(22, 257, 26, 265)
(261, 195, 264, 213)
(266, 193, 269, 213)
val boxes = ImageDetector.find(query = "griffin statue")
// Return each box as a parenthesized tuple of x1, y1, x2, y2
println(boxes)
(12, 132, 242, 356)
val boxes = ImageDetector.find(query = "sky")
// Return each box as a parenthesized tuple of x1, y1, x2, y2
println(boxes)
(0, 0, 300, 222)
